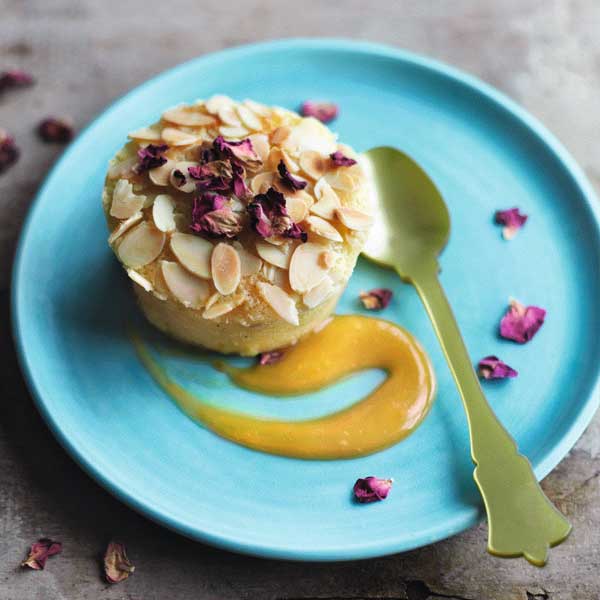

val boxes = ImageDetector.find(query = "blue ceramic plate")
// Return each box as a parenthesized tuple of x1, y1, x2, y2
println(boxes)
(12, 39, 600, 560)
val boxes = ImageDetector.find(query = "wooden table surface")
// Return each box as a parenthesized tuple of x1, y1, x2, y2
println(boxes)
(1, 2, 599, 598)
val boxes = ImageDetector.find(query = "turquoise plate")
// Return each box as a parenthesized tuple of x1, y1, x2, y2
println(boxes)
(12, 39, 600, 560)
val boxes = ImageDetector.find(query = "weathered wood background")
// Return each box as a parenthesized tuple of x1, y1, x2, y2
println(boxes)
(1, 1, 599, 598)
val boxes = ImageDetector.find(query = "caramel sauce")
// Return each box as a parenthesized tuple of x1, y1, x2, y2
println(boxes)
(132, 315, 435, 459)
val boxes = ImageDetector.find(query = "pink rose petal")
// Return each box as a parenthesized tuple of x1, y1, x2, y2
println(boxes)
(330, 151, 357, 167)
(478, 355, 518, 380)
(300, 101, 338, 123)
(353, 476, 393, 503)
(359, 288, 393, 310)
(499, 299, 546, 343)
(495, 207, 528, 240)
(21, 538, 62, 570)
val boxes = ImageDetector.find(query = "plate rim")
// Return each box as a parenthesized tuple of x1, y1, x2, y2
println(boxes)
(11, 37, 600, 561)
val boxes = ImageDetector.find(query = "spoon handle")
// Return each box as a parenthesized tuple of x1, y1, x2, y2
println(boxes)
(410, 259, 571, 567)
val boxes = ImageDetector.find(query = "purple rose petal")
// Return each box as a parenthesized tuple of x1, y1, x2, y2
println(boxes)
(300, 100, 339, 123)
(213, 136, 261, 167)
(499, 299, 546, 343)
(330, 151, 357, 167)
(247, 187, 296, 239)
(190, 193, 243, 238)
(0, 69, 34, 93)
(0, 129, 19, 175)
(359, 288, 393, 310)
(37, 117, 74, 143)
(21, 538, 62, 570)
(353, 476, 393, 503)
(277, 160, 307, 190)
(477, 355, 518, 380)
(134, 144, 169, 174)
(495, 207, 528, 240)
(188, 161, 232, 193)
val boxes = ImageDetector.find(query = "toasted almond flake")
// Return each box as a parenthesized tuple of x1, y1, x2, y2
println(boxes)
(335, 207, 373, 231)
(161, 128, 201, 146)
(243, 99, 271, 116)
(258, 282, 299, 325)
(286, 195, 309, 223)
(250, 171, 275, 195)
(170, 232, 213, 278)
(268, 147, 299, 172)
(319, 250, 335, 269)
(152, 194, 176, 232)
(261, 263, 288, 288)
(128, 127, 162, 141)
(127, 269, 153, 292)
(108, 211, 143, 245)
(211, 243, 241, 295)
(161, 260, 210, 308)
(299, 150, 330, 180)
(264, 236, 286, 246)
(205, 292, 221, 310)
(218, 105, 242, 127)
(310, 178, 341, 219)
(149, 159, 176, 186)
(110, 179, 146, 219)
(203, 296, 244, 320)
(107, 156, 138, 179)
(162, 106, 215, 127)
(270, 126, 291, 145)
(205, 95, 233, 115)
(256, 240, 293, 269)
(236, 104, 262, 131)
(170, 161, 198, 193)
(303, 276, 334, 308)
(324, 169, 357, 192)
(283, 118, 337, 155)
(117, 222, 166, 268)
(305, 215, 343, 242)
(219, 125, 250, 138)
(289, 242, 329, 293)
(233, 241, 262, 276)
(248, 134, 270, 162)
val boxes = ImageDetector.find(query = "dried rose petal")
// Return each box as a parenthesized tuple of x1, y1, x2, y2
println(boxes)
(285, 222, 307, 242)
(134, 144, 169, 174)
(37, 117, 74, 143)
(478, 355, 518, 380)
(258, 351, 284, 365)
(171, 169, 187, 188)
(0, 69, 34, 92)
(359, 288, 393, 310)
(277, 160, 307, 190)
(300, 101, 338, 123)
(104, 541, 135, 584)
(188, 161, 232, 192)
(213, 136, 261, 168)
(330, 151, 357, 167)
(190, 193, 242, 238)
(499, 299, 546, 343)
(0, 129, 19, 175)
(232, 161, 249, 198)
(353, 477, 393, 503)
(495, 207, 528, 240)
(248, 187, 291, 237)
(21, 538, 62, 570)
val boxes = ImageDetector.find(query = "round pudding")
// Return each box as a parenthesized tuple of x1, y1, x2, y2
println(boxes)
(102, 96, 372, 356)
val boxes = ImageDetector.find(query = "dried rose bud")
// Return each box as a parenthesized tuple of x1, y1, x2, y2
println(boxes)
(353, 476, 393, 503)
(21, 538, 62, 570)
(0, 69, 34, 93)
(213, 136, 261, 169)
(0, 129, 19, 174)
(359, 288, 393, 310)
(478, 355, 518, 380)
(258, 351, 284, 365)
(188, 161, 232, 193)
(277, 160, 307, 190)
(248, 187, 293, 238)
(495, 207, 528, 240)
(104, 541, 135, 584)
(37, 117, 74, 143)
(300, 100, 338, 123)
(190, 192, 243, 238)
(499, 299, 546, 344)
(330, 151, 357, 167)
(134, 143, 169, 174)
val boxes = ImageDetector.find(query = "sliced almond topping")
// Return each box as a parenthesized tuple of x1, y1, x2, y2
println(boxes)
(261, 263, 288, 288)
(152, 194, 177, 232)
(305, 215, 343, 242)
(149, 159, 176, 186)
(248, 134, 270, 162)
(268, 147, 299, 172)
(324, 169, 357, 192)
(270, 126, 291, 145)
(117, 222, 166, 268)
(258, 282, 299, 326)
(289, 242, 329, 293)
(161, 127, 201, 146)
(110, 179, 146, 219)
(170, 232, 213, 278)
(310, 178, 341, 219)
(170, 161, 198, 193)
(236, 104, 262, 131)
(286, 195, 309, 223)
(203, 296, 244, 320)
(319, 250, 335, 269)
(204, 292, 221, 310)
(127, 269, 154, 292)
(205, 95, 233, 114)
(283, 118, 337, 155)
(303, 276, 334, 309)
(128, 127, 162, 142)
(256, 240, 293, 269)
(299, 150, 330, 180)
(211, 243, 241, 295)
(218, 125, 250, 138)
(108, 211, 143, 245)
(264, 236, 286, 246)
(243, 99, 271, 116)
(218, 104, 242, 127)
(233, 241, 263, 276)
(162, 106, 216, 127)
(107, 156, 138, 180)
(335, 207, 373, 231)
(250, 171, 275, 195)
(161, 260, 210, 308)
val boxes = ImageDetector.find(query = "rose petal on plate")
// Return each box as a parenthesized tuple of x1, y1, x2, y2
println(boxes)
(353, 476, 393, 503)
(477, 355, 518, 380)
(359, 288, 393, 310)
(495, 207, 528, 240)
(299, 100, 338, 123)
(499, 299, 546, 343)
(104, 541, 135, 584)
(21, 538, 62, 570)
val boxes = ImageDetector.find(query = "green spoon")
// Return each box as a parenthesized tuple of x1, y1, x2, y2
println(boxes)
(361, 146, 571, 566)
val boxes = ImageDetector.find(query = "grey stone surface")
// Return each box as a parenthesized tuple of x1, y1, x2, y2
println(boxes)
(1, 1, 599, 598)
